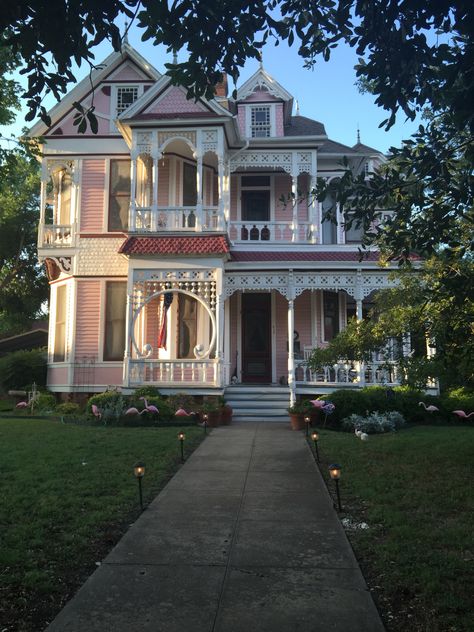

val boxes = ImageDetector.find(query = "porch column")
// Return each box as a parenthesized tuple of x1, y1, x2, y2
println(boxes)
(309, 174, 317, 244)
(129, 154, 138, 232)
(355, 275, 365, 386)
(218, 158, 225, 231)
(151, 152, 160, 232)
(216, 293, 225, 387)
(122, 290, 134, 386)
(291, 169, 298, 242)
(288, 298, 296, 405)
(195, 129, 203, 231)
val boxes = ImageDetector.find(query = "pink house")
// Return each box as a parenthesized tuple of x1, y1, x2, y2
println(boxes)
(31, 43, 408, 420)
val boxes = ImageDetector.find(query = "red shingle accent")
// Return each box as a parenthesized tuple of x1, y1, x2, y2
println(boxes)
(119, 235, 230, 256)
(230, 251, 381, 262)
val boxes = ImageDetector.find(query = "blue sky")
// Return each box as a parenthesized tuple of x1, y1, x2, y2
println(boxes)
(3, 25, 420, 153)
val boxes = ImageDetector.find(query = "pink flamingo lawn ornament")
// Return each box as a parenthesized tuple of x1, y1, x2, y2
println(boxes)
(418, 402, 439, 412)
(452, 410, 474, 419)
(309, 399, 326, 409)
(140, 397, 159, 414)
(175, 408, 195, 417)
(91, 404, 102, 420)
(16, 401, 29, 409)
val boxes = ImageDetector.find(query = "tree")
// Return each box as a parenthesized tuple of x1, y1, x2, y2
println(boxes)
(0, 148, 48, 336)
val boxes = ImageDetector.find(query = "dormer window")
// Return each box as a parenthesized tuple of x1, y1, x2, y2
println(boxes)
(116, 86, 139, 116)
(251, 106, 271, 137)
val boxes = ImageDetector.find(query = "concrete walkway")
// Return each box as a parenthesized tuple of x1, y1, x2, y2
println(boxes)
(47, 423, 384, 632)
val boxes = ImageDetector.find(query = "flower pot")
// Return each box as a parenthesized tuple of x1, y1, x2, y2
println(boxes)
(205, 410, 221, 427)
(289, 413, 305, 431)
(220, 404, 233, 425)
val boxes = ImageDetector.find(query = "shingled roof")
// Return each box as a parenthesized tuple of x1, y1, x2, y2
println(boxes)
(284, 115, 326, 137)
(119, 235, 230, 256)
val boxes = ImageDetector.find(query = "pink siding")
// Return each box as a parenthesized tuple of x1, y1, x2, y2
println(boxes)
(75, 281, 101, 359)
(92, 367, 123, 384)
(80, 160, 106, 232)
(158, 158, 170, 206)
(237, 106, 246, 136)
(230, 175, 238, 220)
(47, 366, 68, 386)
(294, 291, 312, 349)
(275, 104, 284, 137)
(244, 89, 279, 103)
(95, 87, 111, 115)
(297, 173, 310, 221)
(50, 108, 110, 136)
(144, 86, 208, 114)
(274, 174, 291, 221)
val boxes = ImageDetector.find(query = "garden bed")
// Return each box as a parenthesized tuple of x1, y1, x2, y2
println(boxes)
(0, 417, 205, 632)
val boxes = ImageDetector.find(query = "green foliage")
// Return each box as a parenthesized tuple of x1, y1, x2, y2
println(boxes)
(342, 411, 406, 434)
(32, 392, 56, 413)
(287, 402, 307, 415)
(55, 402, 81, 416)
(440, 388, 474, 418)
(201, 399, 220, 414)
(167, 392, 198, 412)
(132, 386, 162, 399)
(0, 349, 47, 392)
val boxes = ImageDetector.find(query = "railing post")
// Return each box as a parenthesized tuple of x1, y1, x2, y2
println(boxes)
(288, 297, 296, 406)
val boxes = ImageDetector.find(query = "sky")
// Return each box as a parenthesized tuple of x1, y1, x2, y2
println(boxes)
(3, 25, 420, 154)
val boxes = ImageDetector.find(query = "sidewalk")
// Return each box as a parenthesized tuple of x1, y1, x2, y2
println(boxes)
(46, 423, 384, 632)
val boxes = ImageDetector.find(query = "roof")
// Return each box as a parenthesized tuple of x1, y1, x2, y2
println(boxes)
(284, 116, 326, 137)
(236, 67, 293, 102)
(352, 141, 381, 154)
(0, 326, 49, 357)
(119, 235, 231, 256)
(230, 251, 381, 262)
(130, 112, 219, 121)
(319, 139, 357, 154)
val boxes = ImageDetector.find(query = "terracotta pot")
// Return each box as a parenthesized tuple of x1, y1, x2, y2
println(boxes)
(289, 413, 305, 431)
(205, 410, 222, 427)
(220, 405, 233, 425)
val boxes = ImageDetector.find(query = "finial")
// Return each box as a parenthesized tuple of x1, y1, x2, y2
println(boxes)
(172, 50, 178, 65)
(259, 51, 263, 69)
(295, 99, 300, 116)
(357, 124, 360, 144)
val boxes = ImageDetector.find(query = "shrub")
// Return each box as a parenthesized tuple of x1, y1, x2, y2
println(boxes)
(342, 410, 406, 434)
(133, 386, 162, 399)
(34, 392, 56, 413)
(440, 387, 474, 423)
(87, 391, 125, 423)
(167, 392, 197, 412)
(56, 402, 81, 416)
(0, 349, 47, 393)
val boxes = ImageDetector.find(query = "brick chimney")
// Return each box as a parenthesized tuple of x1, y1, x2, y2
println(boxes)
(214, 73, 228, 98)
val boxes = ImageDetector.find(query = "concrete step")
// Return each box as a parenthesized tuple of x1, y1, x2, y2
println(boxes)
(226, 394, 289, 403)
(232, 415, 289, 423)
(230, 408, 288, 416)
(226, 398, 289, 407)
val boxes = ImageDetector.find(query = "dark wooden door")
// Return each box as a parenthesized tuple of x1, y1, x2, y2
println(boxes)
(242, 293, 272, 383)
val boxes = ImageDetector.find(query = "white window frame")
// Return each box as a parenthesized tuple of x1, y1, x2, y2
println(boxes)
(245, 104, 276, 138)
(110, 84, 145, 131)
(238, 174, 274, 222)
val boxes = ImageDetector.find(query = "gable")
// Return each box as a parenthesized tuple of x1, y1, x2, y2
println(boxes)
(143, 86, 209, 115)
(241, 88, 280, 104)
(106, 60, 153, 82)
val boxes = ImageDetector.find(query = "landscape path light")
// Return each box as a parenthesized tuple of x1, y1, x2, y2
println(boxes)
(311, 431, 320, 462)
(328, 463, 342, 512)
(304, 415, 311, 437)
(133, 461, 145, 511)
(178, 431, 186, 462)
(202, 413, 208, 434)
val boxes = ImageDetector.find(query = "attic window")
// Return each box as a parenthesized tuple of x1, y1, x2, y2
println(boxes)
(251, 106, 271, 137)
(116, 86, 139, 116)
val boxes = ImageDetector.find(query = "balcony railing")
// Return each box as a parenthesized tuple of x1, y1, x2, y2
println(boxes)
(295, 360, 402, 387)
(127, 358, 221, 386)
(131, 206, 222, 232)
(229, 221, 315, 243)
(39, 224, 73, 248)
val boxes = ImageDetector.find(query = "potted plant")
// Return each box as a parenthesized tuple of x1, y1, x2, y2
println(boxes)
(201, 400, 221, 427)
(218, 396, 233, 425)
(287, 401, 307, 431)
(303, 398, 321, 426)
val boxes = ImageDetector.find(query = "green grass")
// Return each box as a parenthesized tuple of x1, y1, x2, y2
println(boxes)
(0, 417, 204, 632)
(313, 426, 474, 632)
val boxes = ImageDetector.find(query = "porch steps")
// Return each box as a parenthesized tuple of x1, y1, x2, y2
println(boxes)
(224, 385, 290, 423)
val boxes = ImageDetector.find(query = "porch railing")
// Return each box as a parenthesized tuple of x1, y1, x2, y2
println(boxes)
(39, 224, 73, 247)
(127, 358, 220, 386)
(295, 360, 402, 387)
(131, 206, 222, 232)
(229, 221, 314, 243)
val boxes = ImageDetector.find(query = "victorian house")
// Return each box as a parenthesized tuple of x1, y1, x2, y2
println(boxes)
(32, 43, 409, 420)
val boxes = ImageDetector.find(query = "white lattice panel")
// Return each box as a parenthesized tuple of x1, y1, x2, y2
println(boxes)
(230, 151, 293, 174)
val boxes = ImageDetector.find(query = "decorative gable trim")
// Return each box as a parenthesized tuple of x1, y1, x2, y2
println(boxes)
(236, 67, 293, 102)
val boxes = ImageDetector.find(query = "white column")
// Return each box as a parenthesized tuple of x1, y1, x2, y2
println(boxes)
(218, 158, 225, 231)
(151, 153, 160, 231)
(195, 153, 203, 231)
(216, 294, 225, 387)
(336, 201, 344, 244)
(122, 289, 134, 386)
(356, 299, 363, 321)
(291, 169, 298, 242)
(129, 155, 137, 232)
(288, 298, 296, 405)
(309, 174, 317, 244)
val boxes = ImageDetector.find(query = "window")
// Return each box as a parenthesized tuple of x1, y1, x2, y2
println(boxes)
(178, 294, 198, 359)
(104, 282, 127, 361)
(136, 155, 153, 207)
(51, 168, 72, 224)
(251, 106, 271, 137)
(182, 162, 197, 206)
(344, 214, 364, 243)
(323, 291, 340, 341)
(241, 176, 270, 222)
(108, 160, 131, 231)
(116, 86, 139, 116)
(321, 185, 338, 244)
(53, 285, 67, 362)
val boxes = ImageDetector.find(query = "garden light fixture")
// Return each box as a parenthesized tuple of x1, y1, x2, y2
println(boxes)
(178, 431, 186, 462)
(311, 431, 320, 462)
(304, 415, 311, 436)
(202, 413, 208, 434)
(328, 463, 342, 511)
(133, 461, 145, 511)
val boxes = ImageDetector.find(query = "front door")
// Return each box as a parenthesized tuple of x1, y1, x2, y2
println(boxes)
(242, 293, 272, 383)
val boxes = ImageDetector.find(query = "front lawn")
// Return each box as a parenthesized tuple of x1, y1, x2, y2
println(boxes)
(312, 426, 474, 632)
(0, 417, 204, 632)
